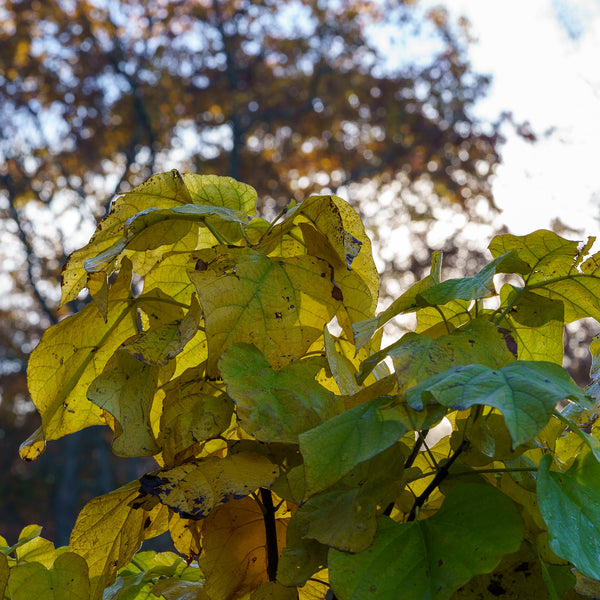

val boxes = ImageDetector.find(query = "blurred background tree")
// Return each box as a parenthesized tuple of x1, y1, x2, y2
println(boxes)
(0, 0, 522, 544)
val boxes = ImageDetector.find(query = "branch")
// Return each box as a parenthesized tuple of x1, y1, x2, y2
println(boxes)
(259, 488, 279, 581)
(1, 172, 58, 325)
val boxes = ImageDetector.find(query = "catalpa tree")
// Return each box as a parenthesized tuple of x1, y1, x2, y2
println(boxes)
(2, 172, 600, 599)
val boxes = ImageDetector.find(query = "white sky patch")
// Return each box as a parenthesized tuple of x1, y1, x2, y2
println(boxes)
(440, 0, 600, 238)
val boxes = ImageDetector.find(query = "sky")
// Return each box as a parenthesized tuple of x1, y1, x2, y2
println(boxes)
(444, 0, 600, 239)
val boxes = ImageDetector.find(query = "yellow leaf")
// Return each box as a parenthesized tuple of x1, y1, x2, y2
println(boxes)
(19, 426, 46, 462)
(0, 553, 8, 598)
(61, 170, 193, 305)
(28, 259, 138, 442)
(168, 512, 203, 560)
(158, 367, 234, 466)
(123, 294, 202, 366)
(15, 535, 63, 569)
(198, 496, 288, 600)
(182, 174, 257, 217)
(87, 350, 160, 457)
(189, 247, 340, 376)
(87, 271, 109, 321)
(7, 552, 90, 600)
(134, 452, 279, 519)
(70, 481, 168, 600)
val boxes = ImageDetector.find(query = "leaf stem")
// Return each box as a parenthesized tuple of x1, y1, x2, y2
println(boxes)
(407, 440, 467, 521)
(259, 488, 279, 581)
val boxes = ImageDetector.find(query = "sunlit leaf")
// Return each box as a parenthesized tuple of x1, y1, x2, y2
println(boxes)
(87, 350, 160, 457)
(190, 247, 341, 375)
(60, 170, 193, 304)
(70, 481, 168, 600)
(220, 343, 343, 443)
(133, 452, 279, 519)
(182, 173, 257, 216)
(329, 483, 524, 600)
(28, 259, 138, 443)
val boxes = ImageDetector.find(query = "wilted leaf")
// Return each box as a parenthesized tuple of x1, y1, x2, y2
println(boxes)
(220, 344, 343, 443)
(328, 483, 524, 600)
(87, 350, 160, 457)
(133, 452, 279, 519)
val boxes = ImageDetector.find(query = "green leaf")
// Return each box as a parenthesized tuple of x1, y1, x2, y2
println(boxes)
(28, 259, 138, 444)
(189, 248, 341, 376)
(87, 350, 159, 457)
(70, 481, 168, 600)
(299, 397, 408, 496)
(490, 230, 600, 322)
(353, 251, 442, 349)
(357, 319, 514, 387)
(7, 552, 90, 600)
(132, 452, 279, 519)
(538, 451, 600, 579)
(407, 361, 589, 446)
(219, 344, 343, 443)
(291, 444, 406, 552)
(418, 251, 528, 306)
(328, 483, 524, 600)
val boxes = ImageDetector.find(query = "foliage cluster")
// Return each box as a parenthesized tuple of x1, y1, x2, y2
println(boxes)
(4, 172, 600, 599)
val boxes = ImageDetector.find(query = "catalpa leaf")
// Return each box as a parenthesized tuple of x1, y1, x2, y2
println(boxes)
(87, 350, 160, 457)
(328, 483, 524, 600)
(198, 496, 288, 600)
(7, 552, 90, 600)
(61, 170, 193, 304)
(189, 248, 341, 376)
(353, 251, 442, 350)
(219, 343, 343, 443)
(27, 259, 138, 444)
(182, 173, 257, 216)
(70, 481, 168, 600)
(133, 452, 279, 520)
(490, 230, 600, 322)
(499, 286, 564, 364)
(122, 294, 202, 366)
(158, 368, 234, 466)
(538, 451, 600, 580)
(357, 319, 514, 387)
(299, 397, 408, 496)
(407, 361, 590, 447)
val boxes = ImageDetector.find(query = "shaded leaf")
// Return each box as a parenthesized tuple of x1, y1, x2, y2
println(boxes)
(538, 452, 600, 580)
(87, 350, 160, 457)
(198, 496, 288, 600)
(328, 483, 523, 600)
(407, 361, 589, 446)
(299, 396, 408, 496)
(7, 552, 90, 600)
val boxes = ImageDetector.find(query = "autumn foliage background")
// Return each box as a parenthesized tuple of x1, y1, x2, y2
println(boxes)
(0, 0, 543, 545)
